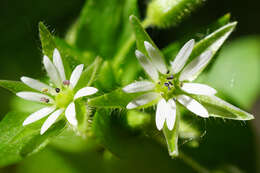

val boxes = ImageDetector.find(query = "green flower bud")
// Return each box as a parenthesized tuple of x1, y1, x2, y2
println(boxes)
(146, 0, 205, 28)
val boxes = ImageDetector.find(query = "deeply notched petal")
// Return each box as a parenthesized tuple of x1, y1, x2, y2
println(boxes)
(70, 64, 84, 89)
(179, 50, 212, 82)
(156, 99, 176, 130)
(181, 83, 217, 96)
(156, 99, 167, 130)
(53, 49, 66, 81)
(74, 87, 98, 100)
(177, 95, 209, 118)
(144, 41, 167, 74)
(126, 92, 158, 109)
(171, 39, 195, 74)
(21, 76, 54, 94)
(23, 106, 56, 126)
(65, 102, 78, 126)
(16, 92, 54, 103)
(43, 55, 62, 87)
(123, 81, 155, 93)
(135, 50, 159, 82)
(40, 109, 64, 135)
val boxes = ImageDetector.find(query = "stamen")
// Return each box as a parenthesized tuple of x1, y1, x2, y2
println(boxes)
(63, 80, 70, 86)
(55, 88, 61, 93)
(180, 82, 184, 87)
(166, 70, 170, 74)
(164, 82, 169, 87)
(40, 97, 50, 103)
(41, 88, 49, 93)
(168, 81, 173, 85)
(167, 75, 174, 80)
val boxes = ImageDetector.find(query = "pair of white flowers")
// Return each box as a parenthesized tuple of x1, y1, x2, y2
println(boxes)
(123, 39, 224, 130)
(17, 49, 98, 134)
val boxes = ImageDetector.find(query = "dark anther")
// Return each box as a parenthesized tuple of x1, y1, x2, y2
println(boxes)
(167, 86, 171, 90)
(180, 82, 184, 87)
(166, 70, 170, 74)
(55, 88, 61, 93)
(158, 82, 161, 84)
(168, 81, 173, 85)
(40, 97, 50, 103)
(63, 80, 70, 86)
(164, 82, 169, 87)
(167, 75, 174, 80)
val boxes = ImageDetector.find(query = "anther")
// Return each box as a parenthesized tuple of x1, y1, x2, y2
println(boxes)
(180, 82, 184, 87)
(166, 70, 170, 74)
(164, 82, 169, 87)
(168, 81, 173, 85)
(55, 88, 61, 93)
(40, 97, 50, 103)
(63, 80, 70, 86)
(41, 88, 49, 93)
(167, 75, 174, 80)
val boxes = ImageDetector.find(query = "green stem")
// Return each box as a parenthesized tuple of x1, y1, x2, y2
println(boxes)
(179, 152, 211, 173)
(113, 19, 151, 69)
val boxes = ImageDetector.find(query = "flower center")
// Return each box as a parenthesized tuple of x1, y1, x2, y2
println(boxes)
(55, 88, 74, 108)
(155, 73, 182, 100)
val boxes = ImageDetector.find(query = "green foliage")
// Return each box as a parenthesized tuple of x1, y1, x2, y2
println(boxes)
(193, 95, 254, 120)
(0, 111, 66, 167)
(146, 0, 205, 28)
(0, 80, 34, 93)
(68, 0, 139, 59)
(204, 36, 260, 109)
(88, 89, 141, 108)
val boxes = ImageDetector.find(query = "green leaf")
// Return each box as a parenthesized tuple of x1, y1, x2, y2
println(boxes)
(146, 0, 205, 28)
(88, 88, 141, 108)
(95, 61, 117, 91)
(0, 80, 33, 94)
(130, 15, 161, 57)
(163, 13, 231, 59)
(163, 107, 180, 157)
(204, 36, 260, 109)
(75, 57, 102, 91)
(70, 0, 138, 59)
(0, 111, 66, 167)
(39, 22, 56, 59)
(193, 95, 254, 120)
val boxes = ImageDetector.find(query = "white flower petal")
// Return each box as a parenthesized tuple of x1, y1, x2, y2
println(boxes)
(144, 41, 167, 74)
(179, 50, 212, 82)
(74, 87, 98, 100)
(23, 106, 56, 126)
(166, 99, 177, 130)
(21, 76, 54, 94)
(123, 81, 155, 93)
(70, 64, 84, 88)
(53, 48, 66, 81)
(171, 39, 195, 74)
(16, 92, 54, 103)
(43, 55, 62, 86)
(181, 83, 217, 96)
(126, 92, 158, 109)
(65, 102, 78, 126)
(156, 99, 167, 130)
(177, 95, 209, 118)
(135, 50, 159, 82)
(40, 109, 64, 135)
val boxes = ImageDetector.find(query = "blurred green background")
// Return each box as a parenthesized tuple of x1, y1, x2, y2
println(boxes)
(0, 0, 259, 173)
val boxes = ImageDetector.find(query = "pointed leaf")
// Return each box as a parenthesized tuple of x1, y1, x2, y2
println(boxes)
(0, 111, 66, 166)
(0, 80, 34, 93)
(192, 95, 254, 120)
(88, 88, 142, 108)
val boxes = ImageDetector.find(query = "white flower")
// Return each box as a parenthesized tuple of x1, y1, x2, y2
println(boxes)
(17, 49, 98, 135)
(123, 40, 218, 131)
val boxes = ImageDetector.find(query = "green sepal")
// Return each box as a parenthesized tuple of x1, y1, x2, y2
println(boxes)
(193, 95, 254, 120)
(163, 107, 180, 157)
